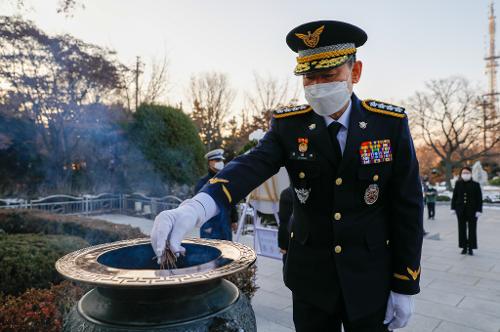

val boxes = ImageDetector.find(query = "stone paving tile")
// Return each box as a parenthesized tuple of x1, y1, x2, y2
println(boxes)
(458, 296, 500, 318)
(256, 318, 294, 332)
(414, 298, 500, 332)
(401, 313, 441, 332)
(476, 278, 500, 292)
(252, 289, 292, 311)
(253, 303, 294, 329)
(417, 287, 464, 306)
(427, 279, 500, 304)
(421, 259, 454, 272)
(433, 321, 486, 332)
(422, 268, 481, 286)
(447, 267, 500, 282)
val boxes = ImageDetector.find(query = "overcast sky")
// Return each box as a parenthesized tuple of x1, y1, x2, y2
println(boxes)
(2, 0, 495, 115)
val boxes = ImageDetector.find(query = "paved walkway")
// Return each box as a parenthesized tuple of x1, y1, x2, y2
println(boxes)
(92, 205, 500, 332)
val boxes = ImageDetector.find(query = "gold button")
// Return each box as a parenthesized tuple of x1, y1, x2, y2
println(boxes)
(334, 245, 342, 254)
(335, 178, 343, 186)
(334, 212, 342, 221)
(299, 172, 305, 179)
(290, 232, 294, 238)
(373, 174, 379, 182)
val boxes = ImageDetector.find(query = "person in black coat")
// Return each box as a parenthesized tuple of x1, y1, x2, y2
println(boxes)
(451, 167, 483, 255)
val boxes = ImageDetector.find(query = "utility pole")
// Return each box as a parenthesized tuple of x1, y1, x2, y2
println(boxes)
(134, 56, 142, 111)
(483, 1, 500, 147)
(485, 2, 499, 116)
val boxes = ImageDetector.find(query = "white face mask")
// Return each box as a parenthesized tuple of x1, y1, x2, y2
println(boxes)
(213, 161, 224, 171)
(304, 80, 352, 117)
(461, 172, 472, 181)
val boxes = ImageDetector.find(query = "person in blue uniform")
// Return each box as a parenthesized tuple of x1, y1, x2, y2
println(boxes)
(451, 167, 483, 255)
(194, 148, 238, 241)
(151, 20, 423, 332)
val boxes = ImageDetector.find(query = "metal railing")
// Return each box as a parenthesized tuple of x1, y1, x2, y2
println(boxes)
(0, 193, 183, 219)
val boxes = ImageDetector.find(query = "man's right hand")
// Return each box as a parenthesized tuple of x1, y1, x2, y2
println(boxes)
(150, 200, 203, 262)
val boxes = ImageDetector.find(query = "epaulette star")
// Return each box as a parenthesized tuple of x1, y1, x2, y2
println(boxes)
(362, 99, 406, 118)
(273, 104, 312, 119)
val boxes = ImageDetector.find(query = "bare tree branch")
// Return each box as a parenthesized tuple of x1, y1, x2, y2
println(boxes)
(407, 76, 500, 189)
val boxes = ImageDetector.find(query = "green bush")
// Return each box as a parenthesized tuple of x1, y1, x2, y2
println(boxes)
(127, 104, 205, 185)
(436, 195, 451, 202)
(0, 209, 144, 245)
(0, 234, 89, 295)
(490, 177, 500, 186)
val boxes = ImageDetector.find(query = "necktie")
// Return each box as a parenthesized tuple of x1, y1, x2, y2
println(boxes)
(328, 121, 343, 164)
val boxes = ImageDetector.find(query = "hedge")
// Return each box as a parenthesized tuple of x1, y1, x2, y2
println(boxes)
(0, 234, 89, 295)
(0, 209, 144, 245)
(436, 195, 451, 202)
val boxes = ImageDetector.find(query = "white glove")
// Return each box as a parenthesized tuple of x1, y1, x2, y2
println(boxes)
(451, 210, 456, 215)
(150, 193, 219, 262)
(383, 291, 414, 330)
(475, 212, 482, 218)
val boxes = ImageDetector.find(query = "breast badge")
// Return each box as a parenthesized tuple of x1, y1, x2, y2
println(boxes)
(364, 184, 379, 205)
(294, 188, 311, 204)
(298, 137, 309, 153)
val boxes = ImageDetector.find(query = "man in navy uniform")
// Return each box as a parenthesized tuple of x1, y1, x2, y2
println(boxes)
(151, 20, 423, 331)
(194, 148, 238, 240)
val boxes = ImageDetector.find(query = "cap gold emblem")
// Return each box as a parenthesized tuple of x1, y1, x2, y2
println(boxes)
(295, 25, 325, 48)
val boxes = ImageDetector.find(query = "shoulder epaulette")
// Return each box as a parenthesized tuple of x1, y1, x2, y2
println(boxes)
(361, 99, 406, 118)
(273, 104, 312, 119)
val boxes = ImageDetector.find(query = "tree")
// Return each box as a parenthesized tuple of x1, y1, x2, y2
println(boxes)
(142, 56, 170, 105)
(5, 0, 84, 14)
(245, 72, 300, 130)
(121, 56, 171, 112)
(127, 104, 205, 186)
(0, 16, 127, 191)
(222, 73, 299, 158)
(408, 77, 500, 189)
(189, 72, 235, 151)
(0, 112, 43, 196)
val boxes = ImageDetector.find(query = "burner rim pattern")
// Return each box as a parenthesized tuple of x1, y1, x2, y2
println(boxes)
(55, 237, 256, 288)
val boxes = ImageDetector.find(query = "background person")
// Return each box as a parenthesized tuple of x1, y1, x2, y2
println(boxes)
(424, 183, 437, 220)
(194, 148, 238, 240)
(451, 167, 483, 255)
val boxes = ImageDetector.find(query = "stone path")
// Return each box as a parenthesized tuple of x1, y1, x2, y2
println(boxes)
(92, 205, 500, 332)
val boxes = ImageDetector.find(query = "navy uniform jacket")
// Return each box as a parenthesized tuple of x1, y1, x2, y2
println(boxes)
(195, 171, 238, 241)
(201, 94, 424, 320)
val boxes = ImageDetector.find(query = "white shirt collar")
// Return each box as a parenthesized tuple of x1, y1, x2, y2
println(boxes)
(322, 100, 352, 129)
